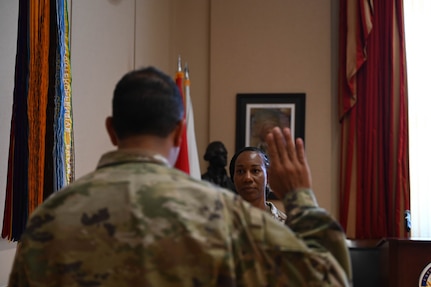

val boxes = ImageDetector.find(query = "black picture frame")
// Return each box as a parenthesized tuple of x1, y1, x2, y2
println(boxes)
(235, 93, 306, 153)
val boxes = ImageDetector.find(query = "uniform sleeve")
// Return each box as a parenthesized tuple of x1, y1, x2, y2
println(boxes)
(283, 188, 353, 284)
(225, 188, 352, 286)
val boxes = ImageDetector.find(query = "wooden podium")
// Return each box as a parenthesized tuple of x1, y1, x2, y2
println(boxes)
(380, 238, 431, 287)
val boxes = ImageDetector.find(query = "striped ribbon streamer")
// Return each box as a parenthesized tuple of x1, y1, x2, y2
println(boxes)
(54, 0, 74, 191)
(27, 0, 51, 216)
(2, 0, 30, 241)
(2, 0, 74, 242)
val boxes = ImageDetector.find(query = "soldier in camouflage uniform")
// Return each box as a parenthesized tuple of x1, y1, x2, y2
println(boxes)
(8, 66, 352, 286)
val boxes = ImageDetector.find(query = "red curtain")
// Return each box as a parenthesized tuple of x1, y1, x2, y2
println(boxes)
(338, 0, 410, 239)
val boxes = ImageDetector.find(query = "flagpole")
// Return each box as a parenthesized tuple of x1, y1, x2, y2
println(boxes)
(174, 55, 190, 174)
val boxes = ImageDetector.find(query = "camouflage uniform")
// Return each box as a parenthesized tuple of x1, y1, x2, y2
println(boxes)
(265, 201, 287, 223)
(8, 150, 352, 287)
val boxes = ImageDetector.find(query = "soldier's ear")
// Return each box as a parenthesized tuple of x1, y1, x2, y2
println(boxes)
(106, 117, 118, 146)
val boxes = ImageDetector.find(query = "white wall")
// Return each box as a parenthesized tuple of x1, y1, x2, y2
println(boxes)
(71, 0, 210, 178)
(70, 0, 136, 178)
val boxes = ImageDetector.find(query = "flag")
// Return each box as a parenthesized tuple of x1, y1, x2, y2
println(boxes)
(174, 56, 190, 175)
(339, 0, 373, 120)
(174, 56, 201, 179)
(184, 63, 201, 180)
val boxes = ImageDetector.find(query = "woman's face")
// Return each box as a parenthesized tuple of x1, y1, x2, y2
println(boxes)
(233, 151, 267, 204)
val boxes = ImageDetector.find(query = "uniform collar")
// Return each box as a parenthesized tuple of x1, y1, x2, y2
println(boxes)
(97, 149, 170, 169)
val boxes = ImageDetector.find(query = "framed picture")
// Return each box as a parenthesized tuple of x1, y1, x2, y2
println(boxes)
(235, 93, 306, 153)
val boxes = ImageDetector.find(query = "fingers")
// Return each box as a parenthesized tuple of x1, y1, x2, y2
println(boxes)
(265, 126, 312, 195)
(266, 127, 285, 167)
(266, 127, 295, 164)
(295, 138, 307, 165)
(264, 128, 284, 198)
(265, 130, 277, 162)
(282, 127, 296, 162)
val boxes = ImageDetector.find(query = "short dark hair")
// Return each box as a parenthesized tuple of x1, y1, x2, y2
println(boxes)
(229, 147, 270, 183)
(112, 66, 184, 139)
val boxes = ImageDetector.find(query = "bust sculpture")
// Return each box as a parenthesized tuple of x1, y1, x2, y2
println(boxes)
(201, 141, 235, 191)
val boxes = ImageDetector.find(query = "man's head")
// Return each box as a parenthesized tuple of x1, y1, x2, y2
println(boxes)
(111, 67, 183, 139)
(106, 67, 185, 165)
